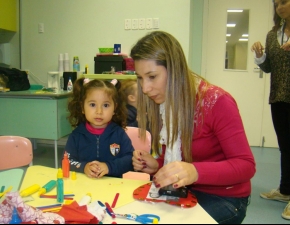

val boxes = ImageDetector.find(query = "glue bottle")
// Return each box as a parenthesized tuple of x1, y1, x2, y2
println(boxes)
(73, 56, 80, 72)
(39, 180, 56, 196)
(71, 171, 77, 180)
(67, 77, 73, 92)
(78, 193, 92, 206)
(62, 151, 70, 178)
(9, 207, 22, 224)
(85, 64, 89, 74)
(56, 168, 64, 203)
(20, 184, 40, 197)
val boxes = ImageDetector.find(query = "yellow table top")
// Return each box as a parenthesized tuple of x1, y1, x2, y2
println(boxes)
(20, 165, 149, 208)
(19, 166, 217, 224)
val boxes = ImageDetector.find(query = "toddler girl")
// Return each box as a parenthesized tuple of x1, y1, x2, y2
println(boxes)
(65, 78, 133, 178)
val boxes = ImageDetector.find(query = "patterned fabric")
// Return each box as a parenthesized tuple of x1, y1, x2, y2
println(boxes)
(194, 80, 226, 134)
(258, 30, 290, 104)
(0, 191, 64, 224)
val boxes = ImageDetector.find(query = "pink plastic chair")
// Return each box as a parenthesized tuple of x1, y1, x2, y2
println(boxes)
(0, 136, 33, 170)
(125, 127, 151, 153)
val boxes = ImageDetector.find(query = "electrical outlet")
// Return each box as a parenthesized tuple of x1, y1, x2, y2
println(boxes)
(146, 18, 152, 29)
(153, 18, 159, 29)
(132, 19, 138, 30)
(139, 18, 145, 30)
(124, 19, 131, 30)
(38, 23, 44, 33)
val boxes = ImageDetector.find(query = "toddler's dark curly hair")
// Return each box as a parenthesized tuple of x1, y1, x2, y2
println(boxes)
(67, 77, 127, 128)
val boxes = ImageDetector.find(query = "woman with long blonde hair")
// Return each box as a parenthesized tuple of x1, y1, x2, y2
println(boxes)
(131, 31, 256, 224)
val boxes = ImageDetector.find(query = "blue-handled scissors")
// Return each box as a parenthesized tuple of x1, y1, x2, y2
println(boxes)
(115, 213, 160, 224)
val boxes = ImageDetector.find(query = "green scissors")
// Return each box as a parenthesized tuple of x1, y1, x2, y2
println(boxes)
(115, 213, 160, 224)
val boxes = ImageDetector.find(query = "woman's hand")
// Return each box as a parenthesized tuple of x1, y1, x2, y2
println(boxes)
(281, 41, 290, 51)
(132, 150, 159, 174)
(153, 161, 198, 189)
(251, 41, 264, 58)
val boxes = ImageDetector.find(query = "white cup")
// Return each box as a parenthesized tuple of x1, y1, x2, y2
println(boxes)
(64, 53, 70, 71)
(59, 53, 64, 60)
(58, 53, 64, 72)
(64, 53, 69, 60)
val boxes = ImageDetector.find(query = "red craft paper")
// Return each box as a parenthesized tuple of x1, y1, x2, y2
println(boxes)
(133, 183, 198, 208)
(56, 201, 99, 224)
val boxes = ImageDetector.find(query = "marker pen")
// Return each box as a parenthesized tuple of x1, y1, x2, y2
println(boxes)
(39, 180, 56, 196)
(105, 202, 116, 218)
(56, 168, 64, 203)
(62, 151, 70, 178)
(20, 184, 40, 197)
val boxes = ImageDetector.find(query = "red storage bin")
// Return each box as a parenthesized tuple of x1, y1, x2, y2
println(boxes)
(124, 58, 134, 71)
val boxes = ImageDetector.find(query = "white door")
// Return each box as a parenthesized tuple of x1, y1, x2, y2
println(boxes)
(202, 0, 278, 147)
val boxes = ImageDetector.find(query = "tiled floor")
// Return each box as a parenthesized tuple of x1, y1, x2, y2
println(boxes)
(31, 137, 68, 168)
(243, 147, 289, 224)
(30, 140, 289, 224)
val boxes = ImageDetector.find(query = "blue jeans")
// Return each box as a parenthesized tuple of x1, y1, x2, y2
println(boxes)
(190, 190, 250, 224)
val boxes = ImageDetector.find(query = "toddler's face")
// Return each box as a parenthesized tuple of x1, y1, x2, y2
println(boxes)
(83, 89, 115, 128)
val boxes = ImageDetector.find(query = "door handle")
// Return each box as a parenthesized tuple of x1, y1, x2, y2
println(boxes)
(259, 69, 263, 78)
(254, 67, 263, 78)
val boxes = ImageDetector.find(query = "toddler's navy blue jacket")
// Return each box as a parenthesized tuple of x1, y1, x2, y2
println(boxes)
(65, 122, 134, 177)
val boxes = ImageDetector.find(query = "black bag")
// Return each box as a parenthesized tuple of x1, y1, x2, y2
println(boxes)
(0, 67, 30, 91)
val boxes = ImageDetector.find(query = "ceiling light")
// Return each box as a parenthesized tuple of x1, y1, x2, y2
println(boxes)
(239, 38, 248, 41)
(227, 10, 243, 12)
(226, 34, 231, 36)
(242, 34, 249, 37)
(227, 24, 236, 27)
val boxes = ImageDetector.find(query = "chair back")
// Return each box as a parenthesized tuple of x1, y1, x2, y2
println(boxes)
(0, 136, 33, 170)
(123, 127, 151, 181)
(125, 127, 151, 153)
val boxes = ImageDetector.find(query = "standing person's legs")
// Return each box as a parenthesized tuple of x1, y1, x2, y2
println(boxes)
(270, 102, 290, 220)
(271, 102, 290, 195)
(260, 102, 290, 202)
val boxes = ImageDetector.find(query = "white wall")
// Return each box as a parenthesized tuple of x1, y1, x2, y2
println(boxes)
(20, 0, 192, 85)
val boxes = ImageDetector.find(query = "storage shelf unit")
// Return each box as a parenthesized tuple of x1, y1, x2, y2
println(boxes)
(83, 74, 136, 80)
(0, 0, 17, 32)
